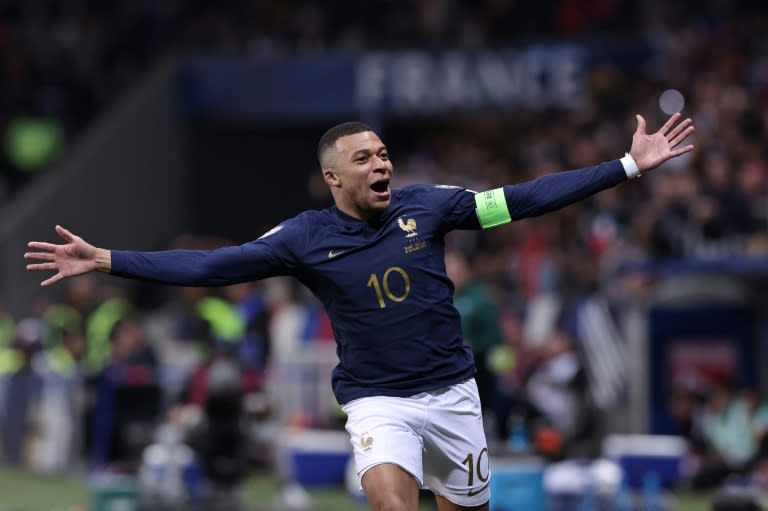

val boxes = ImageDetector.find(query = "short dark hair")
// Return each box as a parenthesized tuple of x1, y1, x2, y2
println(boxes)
(317, 121, 373, 167)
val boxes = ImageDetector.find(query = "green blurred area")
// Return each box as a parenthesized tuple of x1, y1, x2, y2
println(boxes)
(0, 466, 713, 511)
(4, 117, 64, 172)
(0, 467, 369, 511)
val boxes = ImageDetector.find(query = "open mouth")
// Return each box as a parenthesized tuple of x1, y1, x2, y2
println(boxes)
(370, 180, 390, 194)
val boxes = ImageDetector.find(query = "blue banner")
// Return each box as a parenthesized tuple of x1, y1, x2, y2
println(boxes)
(177, 41, 660, 120)
(647, 305, 757, 434)
(178, 54, 357, 120)
(355, 47, 586, 114)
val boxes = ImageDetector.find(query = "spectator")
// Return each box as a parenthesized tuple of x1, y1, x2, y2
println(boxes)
(0, 318, 45, 466)
(522, 328, 596, 459)
(28, 322, 87, 473)
(691, 385, 759, 489)
(445, 248, 506, 439)
(89, 318, 160, 471)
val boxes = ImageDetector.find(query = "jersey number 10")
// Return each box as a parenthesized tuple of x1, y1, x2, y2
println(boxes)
(367, 266, 411, 308)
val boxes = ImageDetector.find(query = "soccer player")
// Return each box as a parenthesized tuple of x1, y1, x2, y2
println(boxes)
(26, 113, 694, 511)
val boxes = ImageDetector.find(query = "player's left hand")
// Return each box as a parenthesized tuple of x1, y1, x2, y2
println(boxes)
(629, 112, 695, 173)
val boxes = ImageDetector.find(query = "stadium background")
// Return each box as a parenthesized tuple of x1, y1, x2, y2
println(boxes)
(1, 1, 768, 510)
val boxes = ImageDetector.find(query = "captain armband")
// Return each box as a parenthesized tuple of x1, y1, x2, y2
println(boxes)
(474, 188, 511, 229)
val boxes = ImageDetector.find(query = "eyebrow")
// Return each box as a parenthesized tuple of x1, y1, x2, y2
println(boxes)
(350, 146, 387, 158)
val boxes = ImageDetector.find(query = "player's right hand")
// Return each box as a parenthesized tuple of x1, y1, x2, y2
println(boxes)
(25, 225, 103, 286)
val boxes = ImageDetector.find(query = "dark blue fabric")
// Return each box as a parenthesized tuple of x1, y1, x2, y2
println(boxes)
(111, 161, 627, 403)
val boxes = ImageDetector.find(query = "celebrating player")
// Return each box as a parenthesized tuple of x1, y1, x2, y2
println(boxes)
(26, 113, 694, 511)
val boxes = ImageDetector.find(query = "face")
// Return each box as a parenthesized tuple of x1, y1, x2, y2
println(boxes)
(111, 320, 145, 360)
(323, 131, 393, 220)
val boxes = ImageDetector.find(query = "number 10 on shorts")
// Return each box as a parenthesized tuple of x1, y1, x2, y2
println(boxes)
(462, 447, 489, 486)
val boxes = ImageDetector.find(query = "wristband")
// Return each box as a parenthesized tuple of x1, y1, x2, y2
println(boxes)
(475, 188, 511, 229)
(621, 153, 641, 179)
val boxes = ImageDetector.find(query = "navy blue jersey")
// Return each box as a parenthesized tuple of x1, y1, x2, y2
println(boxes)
(111, 159, 627, 403)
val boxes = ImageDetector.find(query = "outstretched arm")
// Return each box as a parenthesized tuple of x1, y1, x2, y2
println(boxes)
(26, 225, 111, 287)
(26, 225, 295, 287)
(480, 113, 695, 223)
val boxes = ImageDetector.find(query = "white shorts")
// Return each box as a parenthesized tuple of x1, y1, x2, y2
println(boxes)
(342, 378, 491, 506)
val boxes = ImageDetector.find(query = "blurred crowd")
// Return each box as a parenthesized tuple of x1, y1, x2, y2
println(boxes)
(0, 0, 767, 504)
(0, 257, 281, 504)
(0, 0, 764, 197)
(669, 385, 768, 491)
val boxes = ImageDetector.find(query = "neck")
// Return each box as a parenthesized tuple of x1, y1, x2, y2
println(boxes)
(333, 195, 376, 221)
(335, 203, 366, 220)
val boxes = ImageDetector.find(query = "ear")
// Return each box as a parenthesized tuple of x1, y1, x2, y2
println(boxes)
(323, 168, 340, 188)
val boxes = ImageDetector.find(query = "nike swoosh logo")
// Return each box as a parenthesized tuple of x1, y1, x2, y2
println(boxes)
(466, 481, 490, 497)
(328, 249, 347, 258)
